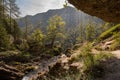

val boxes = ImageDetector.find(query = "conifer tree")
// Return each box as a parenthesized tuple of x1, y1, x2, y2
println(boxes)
(47, 15, 65, 47)
(85, 24, 95, 41)
(0, 26, 10, 50)
(32, 29, 44, 44)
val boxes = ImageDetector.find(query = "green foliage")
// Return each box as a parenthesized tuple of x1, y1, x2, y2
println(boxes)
(46, 46, 62, 56)
(16, 52, 32, 62)
(85, 24, 96, 41)
(0, 12, 21, 51)
(0, 0, 3, 17)
(4, 18, 22, 37)
(99, 24, 120, 40)
(0, 26, 10, 50)
(94, 52, 113, 62)
(32, 28, 44, 44)
(21, 52, 31, 59)
(17, 40, 29, 51)
(64, 23, 104, 49)
(8, 0, 20, 18)
(73, 44, 82, 50)
(65, 27, 81, 48)
(12, 20, 22, 40)
(52, 46, 62, 55)
(110, 41, 120, 50)
(47, 15, 66, 47)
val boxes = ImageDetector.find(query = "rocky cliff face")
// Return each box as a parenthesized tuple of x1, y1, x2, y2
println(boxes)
(16, 7, 103, 29)
(68, 0, 120, 23)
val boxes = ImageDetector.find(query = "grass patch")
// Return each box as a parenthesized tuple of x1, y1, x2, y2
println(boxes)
(99, 24, 120, 40)
(81, 45, 113, 80)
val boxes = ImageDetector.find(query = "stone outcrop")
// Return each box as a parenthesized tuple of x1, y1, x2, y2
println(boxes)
(0, 63, 24, 80)
(22, 54, 80, 80)
(68, 0, 120, 23)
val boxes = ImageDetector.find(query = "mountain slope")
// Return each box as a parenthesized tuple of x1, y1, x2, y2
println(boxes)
(16, 6, 104, 29)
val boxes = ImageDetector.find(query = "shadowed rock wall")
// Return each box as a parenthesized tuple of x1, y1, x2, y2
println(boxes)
(68, 0, 120, 23)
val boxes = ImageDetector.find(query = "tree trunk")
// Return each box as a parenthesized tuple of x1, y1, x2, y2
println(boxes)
(51, 35, 56, 48)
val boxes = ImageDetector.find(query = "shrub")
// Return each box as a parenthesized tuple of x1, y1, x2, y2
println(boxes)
(110, 42, 120, 50)
(94, 52, 113, 64)
(72, 44, 82, 50)
(70, 43, 113, 80)
(17, 40, 29, 51)
(45, 46, 62, 56)
(109, 33, 120, 50)
(16, 52, 32, 62)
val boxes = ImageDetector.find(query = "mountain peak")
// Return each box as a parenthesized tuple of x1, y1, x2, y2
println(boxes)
(46, 6, 74, 12)
(16, 6, 104, 29)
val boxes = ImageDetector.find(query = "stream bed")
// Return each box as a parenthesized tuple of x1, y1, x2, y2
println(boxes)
(22, 56, 61, 80)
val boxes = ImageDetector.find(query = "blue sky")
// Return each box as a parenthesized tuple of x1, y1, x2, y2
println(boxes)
(16, 0, 67, 17)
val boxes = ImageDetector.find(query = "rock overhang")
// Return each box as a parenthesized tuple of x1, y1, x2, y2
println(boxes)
(68, 0, 120, 23)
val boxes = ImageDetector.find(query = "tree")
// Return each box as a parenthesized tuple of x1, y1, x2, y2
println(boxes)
(7, 0, 20, 33)
(85, 24, 96, 41)
(24, 17, 28, 40)
(23, 17, 33, 40)
(0, 26, 10, 50)
(0, 0, 6, 20)
(0, 0, 21, 50)
(47, 15, 65, 47)
(8, 0, 20, 17)
(64, 25, 85, 49)
(66, 27, 80, 46)
(12, 20, 21, 40)
(0, 0, 20, 34)
(32, 28, 44, 44)
(0, 0, 3, 19)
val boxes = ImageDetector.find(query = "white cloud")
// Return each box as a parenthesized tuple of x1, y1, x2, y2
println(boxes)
(17, 0, 66, 17)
